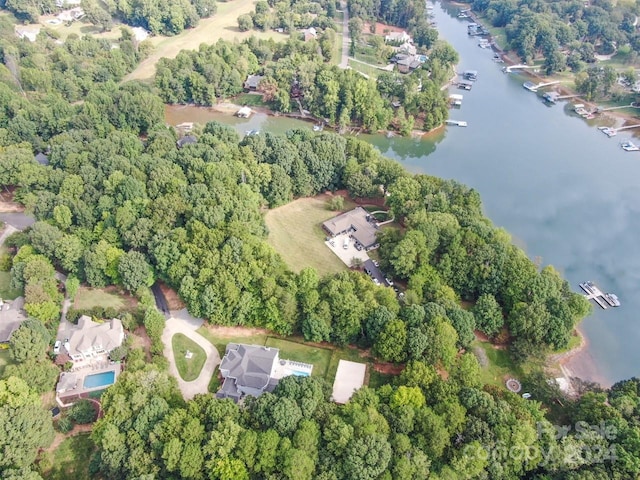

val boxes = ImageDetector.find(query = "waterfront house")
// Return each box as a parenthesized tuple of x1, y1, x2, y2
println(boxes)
(244, 74, 264, 91)
(177, 135, 197, 148)
(236, 106, 253, 118)
(302, 27, 317, 42)
(65, 316, 124, 361)
(322, 207, 380, 250)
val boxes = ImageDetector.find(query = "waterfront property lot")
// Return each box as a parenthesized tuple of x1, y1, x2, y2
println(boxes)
(265, 196, 354, 276)
(126, 0, 287, 81)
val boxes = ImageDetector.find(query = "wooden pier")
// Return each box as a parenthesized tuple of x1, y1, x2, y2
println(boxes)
(579, 282, 621, 310)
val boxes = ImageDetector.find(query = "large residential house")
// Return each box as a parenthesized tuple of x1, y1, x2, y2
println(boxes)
(65, 316, 124, 361)
(385, 31, 411, 44)
(0, 297, 27, 344)
(322, 206, 380, 250)
(217, 343, 312, 402)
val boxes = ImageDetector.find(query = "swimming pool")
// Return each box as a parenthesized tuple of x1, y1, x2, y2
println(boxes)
(83, 370, 115, 389)
(291, 370, 310, 377)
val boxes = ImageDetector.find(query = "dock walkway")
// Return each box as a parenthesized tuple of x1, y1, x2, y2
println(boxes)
(579, 281, 620, 309)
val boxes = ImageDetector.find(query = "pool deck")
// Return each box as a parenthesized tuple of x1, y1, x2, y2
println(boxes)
(56, 363, 121, 406)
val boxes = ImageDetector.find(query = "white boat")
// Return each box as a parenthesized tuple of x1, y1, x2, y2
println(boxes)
(621, 140, 639, 151)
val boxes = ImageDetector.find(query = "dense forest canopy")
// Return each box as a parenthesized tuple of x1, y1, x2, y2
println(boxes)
(1, 3, 639, 480)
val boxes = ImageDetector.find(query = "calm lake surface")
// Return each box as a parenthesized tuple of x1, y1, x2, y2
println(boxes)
(165, 2, 640, 385)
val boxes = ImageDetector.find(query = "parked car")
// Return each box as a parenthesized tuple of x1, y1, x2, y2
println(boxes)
(53, 340, 61, 354)
(385, 277, 394, 286)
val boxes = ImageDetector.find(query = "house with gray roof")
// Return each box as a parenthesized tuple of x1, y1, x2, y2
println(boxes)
(244, 74, 264, 91)
(217, 343, 313, 402)
(65, 316, 124, 362)
(0, 297, 26, 343)
(322, 206, 380, 250)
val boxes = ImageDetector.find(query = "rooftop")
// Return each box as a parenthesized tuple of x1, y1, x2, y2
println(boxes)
(322, 207, 379, 248)
(0, 297, 26, 343)
(66, 316, 124, 357)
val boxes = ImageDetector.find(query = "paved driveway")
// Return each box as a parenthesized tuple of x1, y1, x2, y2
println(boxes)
(162, 309, 221, 400)
(325, 233, 370, 266)
(0, 213, 35, 230)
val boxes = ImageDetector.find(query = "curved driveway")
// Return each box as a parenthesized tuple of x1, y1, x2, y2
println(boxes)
(162, 309, 221, 400)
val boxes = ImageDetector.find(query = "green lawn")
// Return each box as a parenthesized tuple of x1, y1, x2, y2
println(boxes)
(73, 287, 125, 310)
(265, 195, 355, 276)
(473, 340, 529, 388)
(38, 434, 96, 480)
(172, 333, 207, 381)
(196, 327, 269, 358)
(234, 93, 268, 107)
(0, 271, 21, 300)
(265, 337, 333, 378)
(331, 12, 344, 64)
(348, 58, 383, 79)
(0, 348, 16, 377)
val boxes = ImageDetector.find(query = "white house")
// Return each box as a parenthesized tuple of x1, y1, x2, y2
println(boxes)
(66, 316, 124, 361)
(385, 31, 411, 44)
(15, 27, 40, 42)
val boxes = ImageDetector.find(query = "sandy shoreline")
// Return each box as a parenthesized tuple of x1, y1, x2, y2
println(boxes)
(547, 326, 611, 393)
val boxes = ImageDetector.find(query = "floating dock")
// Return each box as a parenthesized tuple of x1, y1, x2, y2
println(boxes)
(579, 281, 621, 309)
(446, 120, 467, 127)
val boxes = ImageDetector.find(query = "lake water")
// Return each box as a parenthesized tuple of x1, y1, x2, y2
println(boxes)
(165, 2, 640, 385)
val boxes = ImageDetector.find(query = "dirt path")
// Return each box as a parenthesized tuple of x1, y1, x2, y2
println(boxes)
(126, 0, 263, 82)
(339, 0, 349, 69)
(45, 424, 93, 453)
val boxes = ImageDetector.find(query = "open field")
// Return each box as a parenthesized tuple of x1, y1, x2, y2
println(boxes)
(196, 326, 269, 358)
(265, 195, 355, 276)
(126, 0, 288, 82)
(73, 287, 125, 310)
(265, 337, 333, 378)
(38, 433, 96, 480)
(172, 333, 207, 381)
(331, 12, 344, 64)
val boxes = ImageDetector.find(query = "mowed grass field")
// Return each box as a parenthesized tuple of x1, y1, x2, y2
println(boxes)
(73, 287, 125, 310)
(126, 0, 288, 81)
(265, 195, 354, 276)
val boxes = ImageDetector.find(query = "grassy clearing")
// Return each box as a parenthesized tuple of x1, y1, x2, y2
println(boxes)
(265, 337, 333, 378)
(473, 341, 518, 387)
(235, 93, 268, 107)
(74, 287, 124, 310)
(38, 434, 96, 480)
(172, 333, 207, 381)
(368, 369, 394, 389)
(0, 349, 16, 377)
(348, 58, 383, 79)
(126, 0, 288, 81)
(0, 271, 21, 300)
(331, 12, 344, 64)
(196, 327, 269, 358)
(265, 195, 355, 276)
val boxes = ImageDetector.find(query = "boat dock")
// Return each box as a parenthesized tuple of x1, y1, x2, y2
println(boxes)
(579, 281, 621, 309)
(446, 120, 468, 127)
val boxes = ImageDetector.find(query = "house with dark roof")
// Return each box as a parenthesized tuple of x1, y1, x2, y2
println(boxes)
(244, 74, 264, 91)
(322, 207, 380, 250)
(0, 297, 26, 343)
(217, 343, 313, 402)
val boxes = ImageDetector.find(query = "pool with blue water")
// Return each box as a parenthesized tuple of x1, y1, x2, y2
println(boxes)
(83, 370, 115, 389)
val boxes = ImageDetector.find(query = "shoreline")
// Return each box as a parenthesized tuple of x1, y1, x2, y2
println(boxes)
(450, 0, 640, 129)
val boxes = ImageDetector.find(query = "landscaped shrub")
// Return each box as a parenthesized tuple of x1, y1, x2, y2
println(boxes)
(69, 399, 97, 424)
(104, 307, 117, 319)
(66, 308, 81, 324)
(327, 195, 344, 211)
(0, 253, 12, 271)
(90, 306, 105, 319)
(56, 416, 73, 433)
(119, 312, 137, 331)
(109, 345, 128, 361)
